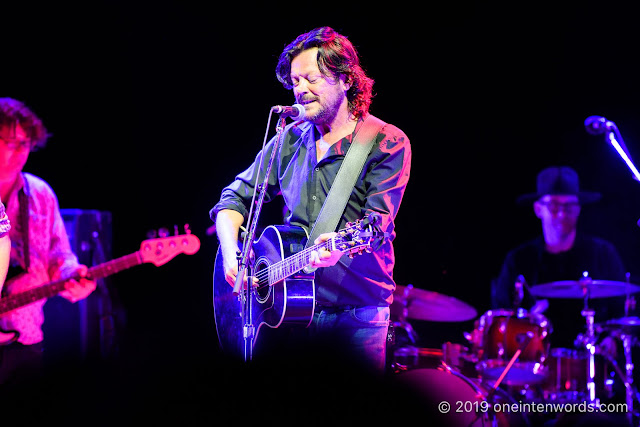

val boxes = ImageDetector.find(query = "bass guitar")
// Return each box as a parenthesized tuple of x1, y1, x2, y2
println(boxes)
(213, 212, 385, 359)
(0, 231, 201, 345)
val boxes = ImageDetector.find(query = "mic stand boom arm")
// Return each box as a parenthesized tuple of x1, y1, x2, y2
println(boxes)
(604, 121, 640, 182)
(232, 114, 288, 362)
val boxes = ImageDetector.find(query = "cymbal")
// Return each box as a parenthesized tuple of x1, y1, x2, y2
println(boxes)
(597, 317, 640, 338)
(529, 280, 640, 299)
(391, 285, 477, 322)
(605, 316, 640, 328)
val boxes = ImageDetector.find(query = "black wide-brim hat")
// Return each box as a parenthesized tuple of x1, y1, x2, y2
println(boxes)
(516, 166, 602, 206)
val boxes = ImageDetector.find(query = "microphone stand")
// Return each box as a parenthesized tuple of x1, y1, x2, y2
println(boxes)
(603, 121, 640, 182)
(233, 113, 288, 362)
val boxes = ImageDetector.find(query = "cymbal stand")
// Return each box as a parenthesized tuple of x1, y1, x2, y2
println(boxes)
(596, 331, 638, 425)
(581, 306, 598, 403)
(394, 284, 420, 344)
(620, 332, 636, 425)
(581, 277, 599, 404)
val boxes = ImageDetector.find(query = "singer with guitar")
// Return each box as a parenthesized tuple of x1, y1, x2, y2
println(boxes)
(211, 27, 411, 374)
(0, 98, 97, 387)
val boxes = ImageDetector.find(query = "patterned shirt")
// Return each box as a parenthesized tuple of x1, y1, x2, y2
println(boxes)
(0, 199, 10, 237)
(0, 173, 79, 345)
(211, 116, 411, 307)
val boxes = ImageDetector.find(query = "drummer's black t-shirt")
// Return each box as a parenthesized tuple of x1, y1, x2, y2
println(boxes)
(493, 233, 627, 349)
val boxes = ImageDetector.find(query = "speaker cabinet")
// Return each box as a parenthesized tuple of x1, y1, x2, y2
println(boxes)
(43, 209, 122, 365)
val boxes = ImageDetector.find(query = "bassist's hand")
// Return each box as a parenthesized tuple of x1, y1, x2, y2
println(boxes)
(60, 265, 97, 303)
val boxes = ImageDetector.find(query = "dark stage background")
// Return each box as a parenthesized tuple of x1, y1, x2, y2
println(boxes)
(5, 1, 640, 422)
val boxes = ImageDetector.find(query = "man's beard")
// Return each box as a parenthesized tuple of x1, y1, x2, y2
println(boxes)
(304, 93, 345, 125)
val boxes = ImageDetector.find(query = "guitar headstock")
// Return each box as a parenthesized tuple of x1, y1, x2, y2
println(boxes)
(332, 212, 386, 258)
(140, 225, 201, 266)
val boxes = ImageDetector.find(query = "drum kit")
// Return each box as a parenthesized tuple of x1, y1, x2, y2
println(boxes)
(389, 279, 640, 426)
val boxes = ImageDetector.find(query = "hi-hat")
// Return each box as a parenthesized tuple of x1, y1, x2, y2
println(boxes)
(607, 316, 640, 327)
(529, 280, 640, 299)
(391, 284, 477, 322)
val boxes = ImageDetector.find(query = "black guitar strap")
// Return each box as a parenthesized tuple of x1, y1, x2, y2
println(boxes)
(305, 114, 385, 248)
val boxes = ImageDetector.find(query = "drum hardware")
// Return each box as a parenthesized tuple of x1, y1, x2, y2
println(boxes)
(512, 274, 549, 315)
(625, 272, 636, 317)
(582, 306, 599, 403)
(595, 318, 640, 423)
(389, 284, 477, 373)
(531, 274, 640, 407)
(620, 331, 635, 418)
(390, 285, 420, 345)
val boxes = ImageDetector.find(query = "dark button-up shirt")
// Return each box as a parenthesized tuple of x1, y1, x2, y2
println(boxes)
(211, 116, 411, 307)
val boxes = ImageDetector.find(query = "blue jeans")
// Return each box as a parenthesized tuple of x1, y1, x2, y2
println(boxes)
(310, 305, 390, 374)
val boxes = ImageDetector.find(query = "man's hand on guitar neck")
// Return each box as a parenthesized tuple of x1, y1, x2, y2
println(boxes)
(307, 232, 341, 272)
(59, 265, 98, 303)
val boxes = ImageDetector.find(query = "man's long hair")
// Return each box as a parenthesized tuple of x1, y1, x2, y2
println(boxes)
(275, 27, 374, 119)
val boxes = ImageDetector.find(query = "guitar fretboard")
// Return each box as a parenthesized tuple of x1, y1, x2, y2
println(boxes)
(263, 240, 332, 285)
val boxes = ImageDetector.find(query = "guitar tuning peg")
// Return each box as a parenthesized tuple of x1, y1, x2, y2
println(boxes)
(158, 227, 170, 238)
(146, 229, 157, 239)
(184, 223, 191, 234)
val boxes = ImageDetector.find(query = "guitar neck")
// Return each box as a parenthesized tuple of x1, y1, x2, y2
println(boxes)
(0, 251, 142, 317)
(265, 241, 331, 285)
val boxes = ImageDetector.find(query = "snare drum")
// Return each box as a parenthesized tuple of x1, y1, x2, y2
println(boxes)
(474, 308, 551, 385)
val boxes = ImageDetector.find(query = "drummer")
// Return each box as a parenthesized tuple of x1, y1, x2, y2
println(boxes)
(491, 166, 627, 349)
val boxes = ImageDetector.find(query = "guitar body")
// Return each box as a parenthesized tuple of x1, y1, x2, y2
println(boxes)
(213, 225, 315, 359)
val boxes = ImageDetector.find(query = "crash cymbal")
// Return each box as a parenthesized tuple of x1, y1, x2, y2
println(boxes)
(529, 280, 640, 299)
(391, 284, 477, 322)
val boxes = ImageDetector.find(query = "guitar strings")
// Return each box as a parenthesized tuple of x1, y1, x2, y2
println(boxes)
(251, 240, 332, 290)
(245, 219, 376, 291)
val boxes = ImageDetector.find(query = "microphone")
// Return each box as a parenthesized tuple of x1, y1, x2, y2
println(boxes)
(271, 104, 305, 120)
(584, 115, 616, 135)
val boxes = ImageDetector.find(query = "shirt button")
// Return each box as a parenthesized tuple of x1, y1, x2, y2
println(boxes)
(312, 195, 317, 200)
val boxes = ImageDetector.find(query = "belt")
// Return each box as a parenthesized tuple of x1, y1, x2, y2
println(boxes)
(315, 302, 358, 313)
